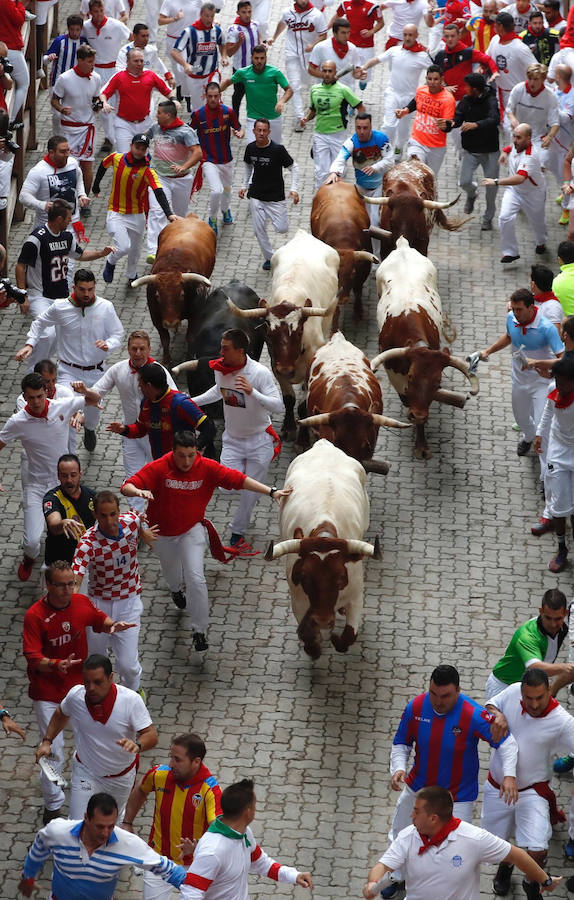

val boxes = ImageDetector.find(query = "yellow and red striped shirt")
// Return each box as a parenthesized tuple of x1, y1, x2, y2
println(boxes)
(140, 762, 222, 864)
(467, 16, 495, 53)
(102, 151, 162, 214)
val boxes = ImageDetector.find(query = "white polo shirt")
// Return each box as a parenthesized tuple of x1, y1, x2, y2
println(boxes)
(92, 358, 176, 423)
(0, 396, 85, 483)
(53, 67, 102, 124)
(60, 683, 152, 777)
(381, 822, 510, 900)
(383, 0, 429, 39)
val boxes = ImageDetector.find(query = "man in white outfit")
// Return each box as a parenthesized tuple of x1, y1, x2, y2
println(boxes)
(117, 24, 174, 81)
(82, 0, 131, 150)
(191, 328, 284, 546)
(507, 62, 559, 168)
(486, 12, 534, 125)
(19, 134, 90, 232)
(545, 64, 574, 225)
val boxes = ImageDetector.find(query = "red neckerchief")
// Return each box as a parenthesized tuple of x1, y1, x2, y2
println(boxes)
(91, 14, 108, 34)
(162, 117, 185, 130)
(192, 18, 212, 28)
(234, 15, 247, 23)
(447, 40, 468, 53)
(514, 305, 538, 334)
(73, 64, 91, 78)
(68, 290, 96, 310)
(521, 695, 559, 716)
(209, 357, 245, 375)
(86, 682, 117, 724)
(499, 31, 520, 43)
(43, 153, 59, 171)
(294, 1, 313, 10)
(25, 399, 49, 419)
(404, 41, 427, 51)
(331, 36, 348, 58)
(418, 817, 461, 854)
(563, 84, 572, 93)
(129, 355, 155, 374)
(548, 388, 574, 409)
(525, 80, 545, 96)
(536, 291, 558, 303)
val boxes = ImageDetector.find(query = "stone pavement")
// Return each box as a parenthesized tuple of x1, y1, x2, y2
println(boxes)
(1, 2, 574, 897)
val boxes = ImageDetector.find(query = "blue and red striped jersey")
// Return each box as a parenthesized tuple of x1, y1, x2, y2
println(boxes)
(393, 692, 503, 801)
(191, 104, 240, 164)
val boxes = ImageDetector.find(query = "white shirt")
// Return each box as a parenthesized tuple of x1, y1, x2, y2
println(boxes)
(60, 683, 152, 776)
(226, 21, 262, 69)
(536, 296, 563, 325)
(19, 157, 87, 228)
(502, 1, 541, 32)
(16, 383, 74, 411)
(26, 296, 125, 366)
(381, 822, 511, 900)
(82, 16, 131, 66)
(81, 0, 128, 17)
(192, 356, 284, 439)
(279, 6, 327, 60)
(486, 35, 534, 102)
(383, 0, 430, 39)
(309, 38, 361, 87)
(377, 44, 433, 97)
(0, 396, 85, 483)
(53, 68, 102, 124)
(552, 84, 574, 151)
(549, 46, 574, 80)
(116, 41, 169, 74)
(538, 392, 574, 460)
(506, 141, 545, 193)
(92, 357, 177, 423)
(488, 682, 574, 787)
(160, 0, 202, 40)
(507, 82, 560, 140)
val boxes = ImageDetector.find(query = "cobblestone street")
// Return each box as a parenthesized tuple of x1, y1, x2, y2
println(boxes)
(1, 0, 574, 896)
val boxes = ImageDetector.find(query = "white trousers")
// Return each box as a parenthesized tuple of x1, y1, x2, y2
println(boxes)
(69, 757, 136, 820)
(481, 779, 551, 850)
(147, 175, 193, 254)
(34, 699, 66, 809)
(546, 463, 574, 518)
(6, 49, 30, 120)
(144, 871, 179, 900)
(220, 431, 274, 535)
(382, 90, 413, 150)
(511, 374, 549, 444)
(203, 160, 233, 218)
(107, 210, 145, 279)
(154, 524, 209, 632)
(122, 435, 153, 513)
(406, 139, 446, 176)
(23, 479, 52, 559)
(27, 294, 56, 370)
(184, 73, 220, 111)
(499, 185, 547, 258)
(546, 141, 569, 194)
(114, 114, 154, 153)
(285, 56, 310, 119)
(58, 362, 104, 431)
(145, 0, 160, 41)
(485, 672, 509, 701)
(249, 197, 288, 260)
(250, 0, 271, 38)
(312, 131, 347, 192)
(246, 116, 283, 144)
(87, 593, 143, 690)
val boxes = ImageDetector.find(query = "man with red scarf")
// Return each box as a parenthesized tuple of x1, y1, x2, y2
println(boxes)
(484, 668, 572, 897)
(36, 653, 157, 820)
(308, 17, 363, 89)
(190, 327, 284, 548)
(486, 12, 534, 117)
(330, 0, 383, 88)
(363, 785, 561, 899)
(433, 23, 498, 102)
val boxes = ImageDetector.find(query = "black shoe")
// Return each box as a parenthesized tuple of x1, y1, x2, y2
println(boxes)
(535, 244, 547, 255)
(481, 218, 492, 231)
(80, 206, 91, 218)
(493, 863, 514, 896)
(83, 428, 97, 451)
(517, 439, 532, 456)
(501, 255, 520, 264)
(43, 806, 62, 825)
(171, 590, 186, 609)
(567, 874, 574, 892)
(464, 195, 476, 214)
(522, 879, 542, 900)
(193, 631, 208, 651)
(229, 532, 244, 546)
(101, 138, 113, 153)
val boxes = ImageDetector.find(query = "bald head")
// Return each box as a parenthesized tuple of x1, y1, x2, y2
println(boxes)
(482, 0, 497, 19)
(556, 64, 572, 89)
(402, 24, 419, 46)
(321, 60, 337, 83)
(513, 122, 532, 151)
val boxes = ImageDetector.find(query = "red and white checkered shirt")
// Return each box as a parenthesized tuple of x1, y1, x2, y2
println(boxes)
(72, 511, 141, 601)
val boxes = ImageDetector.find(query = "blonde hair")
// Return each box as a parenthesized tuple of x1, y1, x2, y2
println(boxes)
(526, 62, 547, 79)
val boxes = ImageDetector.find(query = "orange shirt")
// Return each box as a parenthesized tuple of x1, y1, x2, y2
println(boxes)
(411, 86, 456, 148)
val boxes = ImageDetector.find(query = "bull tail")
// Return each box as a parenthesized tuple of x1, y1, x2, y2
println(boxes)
(441, 311, 457, 345)
(434, 210, 472, 232)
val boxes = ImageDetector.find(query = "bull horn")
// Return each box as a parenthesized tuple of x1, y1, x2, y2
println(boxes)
(444, 355, 480, 395)
(131, 274, 158, 287)
(370, 347, 410, 371)
(171, 359, 200, 375)
(345, 538, 378, 557)
(301, 304, 333, 318)
(361, 194, 390, 206)
(371, 414, 412, 429)
(226, 297, 269, 319)
(363, 226, 393, 240)
(422, 193, 461, 211)
(297, 413, 331, 427)
(264, 539, 301, 560)
(181, 273, 212, 286)
(353, 250, 380, 264)
(362, 459, 390, 476)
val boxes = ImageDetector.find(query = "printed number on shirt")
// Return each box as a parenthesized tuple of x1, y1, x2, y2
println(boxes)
(51, 256, 68, 282)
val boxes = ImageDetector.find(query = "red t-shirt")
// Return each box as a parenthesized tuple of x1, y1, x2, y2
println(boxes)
(335, 0, 382, 47)
(23, 594, 108, 703)
(124, 451, 246, 536)
(0, 0, 26, 50)
(103, 69, 171, 121)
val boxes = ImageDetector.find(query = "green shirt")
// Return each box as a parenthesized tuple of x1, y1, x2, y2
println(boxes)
(231, 64, 289, 121)
(553, 263, 574, 315)
(309, 81, 361, 134)
(492, 616, 567, 685)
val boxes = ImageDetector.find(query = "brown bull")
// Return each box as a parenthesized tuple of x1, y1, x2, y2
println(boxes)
(310, 182, 380, 319)
(131, 214, 216, 365)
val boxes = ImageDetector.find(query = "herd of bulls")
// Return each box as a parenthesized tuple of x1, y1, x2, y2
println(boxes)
(134, 160, 477, 658)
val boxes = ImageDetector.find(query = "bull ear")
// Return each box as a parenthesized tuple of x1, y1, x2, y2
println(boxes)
(293, 527, 304, 539)
(441, 346, 451, 355)
(291, 558, 303, 585)
(258, 298, 268, 308)
(304, 298, 312, 307)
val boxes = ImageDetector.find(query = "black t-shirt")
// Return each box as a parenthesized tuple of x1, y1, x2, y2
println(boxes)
(42, 485, 96, 564)
(18, 226, 82, 300)
(244, 139, 294, 203)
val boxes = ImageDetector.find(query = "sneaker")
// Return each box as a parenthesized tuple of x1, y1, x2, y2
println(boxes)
(262, 259, 271, 271)
(493, 863, 514, 896)
(549, 547, 568, 573)
(522, 878, 542, 900)
(535, 244, 547, 255)
(230, 532, 244, 546)
(531, 517, 553, 536)
(137, 687, 147, 703)
(103, 260, 115, 283)
(127, 275, 137, 286)
(501, 255, 520, 264)
(80, 206, 91, 218)
(565, 839, 574, 859)
(101, 138, 113, 153)
(559, 210, 570, 225)
(42, 807, 62, 825)
(381, 882, 405, 899)
(516, 439, 531, 456)
(193, 631, 208, 652)
(208, 217, 218, 235)
(146, 253, 156, 264)
(18, 555, 34, 581)
(464, 195, 476, 214)
(359, 80, 367, 90)
(481, 217, 492, 231)
(171, 590, 186, 609)
(83, 428, 97, 452)
(554, 754, 574, 773)
(294, 121, 305, 132)
(222, 209, 233, 224)
(556, 193, 563, 205)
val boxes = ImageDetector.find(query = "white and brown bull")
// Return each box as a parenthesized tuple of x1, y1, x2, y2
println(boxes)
(298, 332, 410, 472)
(227, 229, 340, 438)
(265, 439, 379, 658)
(371, 237, 478, 460)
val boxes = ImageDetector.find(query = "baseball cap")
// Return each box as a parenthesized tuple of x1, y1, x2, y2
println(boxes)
(131, 133, 150, 146)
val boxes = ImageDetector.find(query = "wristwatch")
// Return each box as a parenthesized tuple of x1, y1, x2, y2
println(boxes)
(269, 487, 277, 499)
(541, 877, 553, 887)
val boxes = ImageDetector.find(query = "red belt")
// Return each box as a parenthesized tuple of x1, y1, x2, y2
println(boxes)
(117, 116, 147, 123)
(487, 772, 566, 825)
(76, 752, 137, 778)
(61, 120, 92, 127)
